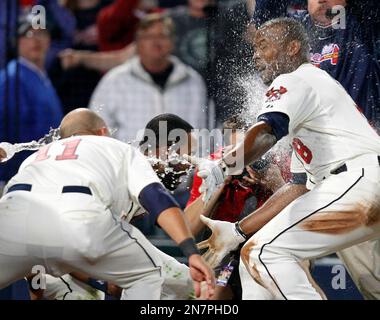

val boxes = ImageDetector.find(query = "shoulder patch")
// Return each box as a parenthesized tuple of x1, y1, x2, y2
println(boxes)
(265, 86, 288, 102)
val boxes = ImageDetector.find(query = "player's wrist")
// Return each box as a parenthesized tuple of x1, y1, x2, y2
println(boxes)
(234, 221, 247, 242)
(219, 158, 243, 177)
(179, 237, 200, 258)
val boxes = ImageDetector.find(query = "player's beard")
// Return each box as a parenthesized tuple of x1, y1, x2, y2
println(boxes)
(260, 57, 300, 85)
(259, 62, 282, 86)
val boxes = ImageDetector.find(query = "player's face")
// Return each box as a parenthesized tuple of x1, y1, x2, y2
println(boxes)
(18, 27, 50, 64)
(151, 148, 191, 191)
(148, 133, 194, 191)
(137, 22, 174, 63)
(308, 0, 347, 25)
(253, 28, 287, 85)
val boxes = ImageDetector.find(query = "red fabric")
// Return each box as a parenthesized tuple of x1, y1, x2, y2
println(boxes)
(186, 149, 292, 223)
(187, 168, 272, 223)
(20, 0, 35, 7)
(97, 0, 165, 51)
(97, 0, 140, 51)
(186, 148, 273, 223)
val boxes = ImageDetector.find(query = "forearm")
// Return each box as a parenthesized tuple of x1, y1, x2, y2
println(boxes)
(223, 121, 276, 172)
(79, 47, 133, 72)
(184, 184, 225, 236)
(239, 183, 308, 235)
(70, 272, 90, 284)
(184, 197, 206, 236)
(157, 207, 195, 244)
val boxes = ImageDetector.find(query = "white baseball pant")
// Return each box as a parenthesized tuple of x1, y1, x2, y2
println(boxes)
(239, 162, 380, 300)
(337, 239, 380, 300)
(0, 189, 164, 299)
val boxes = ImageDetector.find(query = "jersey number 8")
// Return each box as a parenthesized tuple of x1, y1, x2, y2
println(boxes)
(292, 138, 313, 164)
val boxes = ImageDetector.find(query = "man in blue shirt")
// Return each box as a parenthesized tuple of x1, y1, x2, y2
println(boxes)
(0, 14, 63, 187)
(252, 0, 380, 129)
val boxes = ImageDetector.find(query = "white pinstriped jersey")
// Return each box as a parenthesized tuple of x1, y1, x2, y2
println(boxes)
(7, 135, 161, 222)
(258, 63, 380, 186)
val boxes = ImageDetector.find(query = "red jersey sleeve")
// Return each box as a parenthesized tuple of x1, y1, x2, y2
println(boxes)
(186, 169, 202, 207)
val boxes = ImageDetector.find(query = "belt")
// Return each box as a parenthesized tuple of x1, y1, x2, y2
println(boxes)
(6, 184, 92, 195)
(331, 155, 380, 175)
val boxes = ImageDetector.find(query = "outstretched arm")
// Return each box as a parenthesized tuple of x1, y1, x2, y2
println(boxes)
(156, 206, 215, 299)
(60, 43, 136, 73)
(223, 121, 277, 172)
(184, 182, 226, 236)
(138, 183, 215, 299)
(185, 121, 278, 204)
(198, 180, 308, 268)
(239, 182, 308, 236)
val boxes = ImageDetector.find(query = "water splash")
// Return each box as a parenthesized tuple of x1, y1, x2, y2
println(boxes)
(234, 74, 292, 166)
(0, 127, 61, 163)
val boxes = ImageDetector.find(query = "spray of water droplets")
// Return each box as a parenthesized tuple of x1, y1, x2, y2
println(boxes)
(231, 73, 292, 164)
(0, 127, 61, 163)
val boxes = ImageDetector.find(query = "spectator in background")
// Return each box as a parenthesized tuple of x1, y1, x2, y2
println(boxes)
(0, 13, 63, 188)
(0, 0, 76, 71)
(212, 0, 256, 122)
(58, 0, 256, 123)
(170, 0, 257, 123)
(58, 0, 158, 72)
(97, 0, 159, 52)
(89, 13, 209, 143)
(169, 0, 210, 78)
(49, 0, 111, 114)
(36, 0, 76, 71)
(0, 0, 35, 69)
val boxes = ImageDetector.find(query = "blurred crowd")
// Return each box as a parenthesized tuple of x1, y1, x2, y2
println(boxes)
(0, 0, 379, 202)
(0, 0, 258, 186)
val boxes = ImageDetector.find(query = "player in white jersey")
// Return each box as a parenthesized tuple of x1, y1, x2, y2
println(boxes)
(187, 18, 380, 299)
(0, 109, 215, 300)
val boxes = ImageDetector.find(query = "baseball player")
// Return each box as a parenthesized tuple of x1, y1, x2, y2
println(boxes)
(188, 18, 380, 299)
(0, 108, 215, 300)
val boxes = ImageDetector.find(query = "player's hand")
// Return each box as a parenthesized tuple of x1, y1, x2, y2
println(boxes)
(59, 49, 83, 69)
(197, 215, 246, 269)
(107, 283, 122, 299)
(0, 142, 14, 163)
(184, 155, 226, 204)
(0, 147, 6, 162)
(188, 254, 215, 299)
